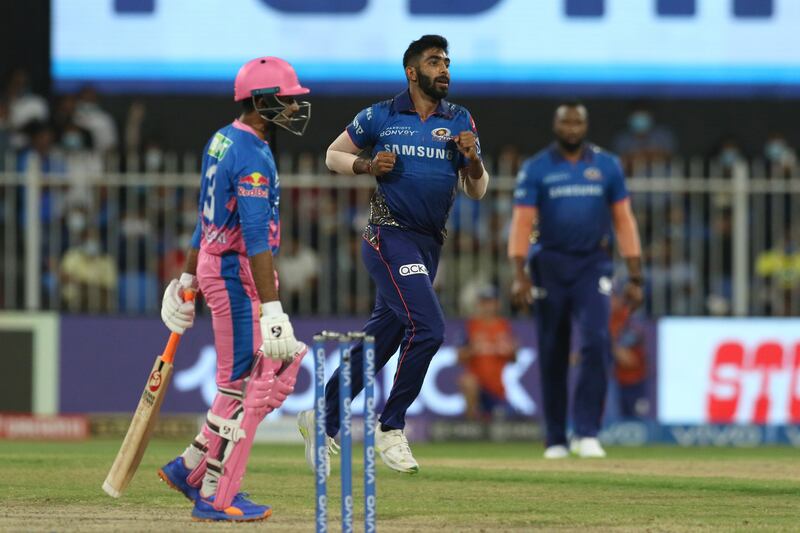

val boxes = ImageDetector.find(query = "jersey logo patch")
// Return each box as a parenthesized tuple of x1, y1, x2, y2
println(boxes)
(208, 132, 233, 160)
(238, 172, 269, 198)
(399, 263, 429, 276)
(584, 167, 603, 180)
(431, 127, 451, 142)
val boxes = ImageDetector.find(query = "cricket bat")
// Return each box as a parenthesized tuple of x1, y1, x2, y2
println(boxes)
(102, 291, 195, 498)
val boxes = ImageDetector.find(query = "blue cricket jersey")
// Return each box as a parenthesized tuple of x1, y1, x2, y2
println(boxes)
(346, 90, 480, 242)
(513, 143, 628, 254)
(191, 120, 281, 257)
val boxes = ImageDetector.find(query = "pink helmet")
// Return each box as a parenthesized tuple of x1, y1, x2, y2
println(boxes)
(234, 56, 309, 101)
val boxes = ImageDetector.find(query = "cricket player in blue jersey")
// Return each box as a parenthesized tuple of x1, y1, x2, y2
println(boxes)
(156, 57, 311, 521)
(508, 102, 644, 459)
(298, 35, 490, 474)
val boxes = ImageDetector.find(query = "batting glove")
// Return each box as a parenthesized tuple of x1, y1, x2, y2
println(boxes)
(160, 273, 197, 335)
(260, 301, 299, 362)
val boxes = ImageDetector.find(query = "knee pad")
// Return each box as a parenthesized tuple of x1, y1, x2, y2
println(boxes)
(191, 343, 308, 510)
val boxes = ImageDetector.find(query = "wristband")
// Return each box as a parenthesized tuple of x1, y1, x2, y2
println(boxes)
(628, 276, 644, 286)
(353, 158, 373, 175)
(261, 300, 283, 316)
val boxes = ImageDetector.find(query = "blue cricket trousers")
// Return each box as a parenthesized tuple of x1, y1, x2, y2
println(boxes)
(325, 225, 444, 436)
(530, 247, 613, 447)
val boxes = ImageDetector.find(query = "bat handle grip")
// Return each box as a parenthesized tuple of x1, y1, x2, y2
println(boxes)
(161, 289, 197, 364)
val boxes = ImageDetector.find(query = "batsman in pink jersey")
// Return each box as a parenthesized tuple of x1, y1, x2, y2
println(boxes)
(157, 56, 311, 522)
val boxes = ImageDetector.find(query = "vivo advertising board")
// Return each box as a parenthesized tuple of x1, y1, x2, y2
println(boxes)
(53, 0, 800, 95)
(658, 318, 800, 425)
(59, 316, 540, 419)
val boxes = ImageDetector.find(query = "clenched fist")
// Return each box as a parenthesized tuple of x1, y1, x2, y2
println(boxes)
(370, 151, 396, 177)
(623, 279, 644, 311)
(453, 131, 479, 161)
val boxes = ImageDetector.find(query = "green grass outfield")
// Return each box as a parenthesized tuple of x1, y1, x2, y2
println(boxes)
(1, 440, 798, 532)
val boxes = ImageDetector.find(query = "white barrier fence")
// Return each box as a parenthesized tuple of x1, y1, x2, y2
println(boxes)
(1, 155, 798, 317)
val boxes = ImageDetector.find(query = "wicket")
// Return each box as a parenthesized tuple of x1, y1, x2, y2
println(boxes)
(313, 331, 377, 533)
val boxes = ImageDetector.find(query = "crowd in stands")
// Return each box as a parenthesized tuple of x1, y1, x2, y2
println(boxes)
(1, 69, 798, 320)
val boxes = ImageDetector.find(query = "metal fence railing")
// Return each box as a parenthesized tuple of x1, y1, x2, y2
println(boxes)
(1, 154, 798, 318)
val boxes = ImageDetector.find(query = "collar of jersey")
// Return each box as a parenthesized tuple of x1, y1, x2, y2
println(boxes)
(391, 90, 453, 119)
(548, 142, 595, 164)
(232, 119, 270, 145)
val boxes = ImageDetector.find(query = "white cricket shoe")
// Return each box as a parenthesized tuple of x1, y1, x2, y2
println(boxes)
(570, 437, 607, 458)
(297, 410, 340, 477)
(543, 445, 569, 459)
(375, 424, 419, 474)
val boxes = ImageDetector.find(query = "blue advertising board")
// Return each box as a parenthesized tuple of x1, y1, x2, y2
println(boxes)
(59, 316, 545, 419)
(53, 0, 800, 96)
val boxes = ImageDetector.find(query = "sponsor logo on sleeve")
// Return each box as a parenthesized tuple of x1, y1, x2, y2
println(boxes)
(399, 264, 429, 276)
(237, 172, 269, 198)
(207, 132, 233, 160)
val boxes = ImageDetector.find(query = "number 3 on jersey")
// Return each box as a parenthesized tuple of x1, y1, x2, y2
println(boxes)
(202, 164, 218, 221)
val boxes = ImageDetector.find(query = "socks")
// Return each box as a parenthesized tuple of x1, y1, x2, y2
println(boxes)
(201, 460, 222, 499)
(181, 435, 207, 470)
(200, 475, 218, 499)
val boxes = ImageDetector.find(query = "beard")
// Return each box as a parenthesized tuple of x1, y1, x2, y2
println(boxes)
(557, 137, 584, 153)
(418, 71, 449, 100)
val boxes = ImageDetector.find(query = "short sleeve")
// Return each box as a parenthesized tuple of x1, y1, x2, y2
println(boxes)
(345, 105, 378, 149)
(457, 110, 482, 169)
(607, 156, 629, 204)
(190, 215, 202, 249)
(513, 160, 539, 207)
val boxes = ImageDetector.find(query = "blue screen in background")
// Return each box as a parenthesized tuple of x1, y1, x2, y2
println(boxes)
(53, 0, 800, 96)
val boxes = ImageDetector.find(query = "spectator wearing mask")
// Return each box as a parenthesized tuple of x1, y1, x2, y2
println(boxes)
(5, 69, 49, 149)
(60, 220, 117, 313)
(714, 138, 747, 178)
(613, 106, 676, 174)
(763, 133, 797, 178)
(74, 86, 118, 153)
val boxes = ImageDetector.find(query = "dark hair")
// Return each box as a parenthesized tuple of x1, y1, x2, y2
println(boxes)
(241, 95, 273, 112)
(403, 35, 449, 67)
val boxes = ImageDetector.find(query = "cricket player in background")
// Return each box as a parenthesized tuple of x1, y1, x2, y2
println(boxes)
(157, 57, 311, 521)
(508, 102, 644, 459)
(298, 35, 490, 474)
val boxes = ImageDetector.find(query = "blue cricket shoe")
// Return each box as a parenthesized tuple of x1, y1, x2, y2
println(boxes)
(157, 456, 200, 501)
(191, 493, 272, 522)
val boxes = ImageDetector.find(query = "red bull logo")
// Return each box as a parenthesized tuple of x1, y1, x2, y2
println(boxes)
(238, 172, 269, 198)
(239, 172, 269, 188)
